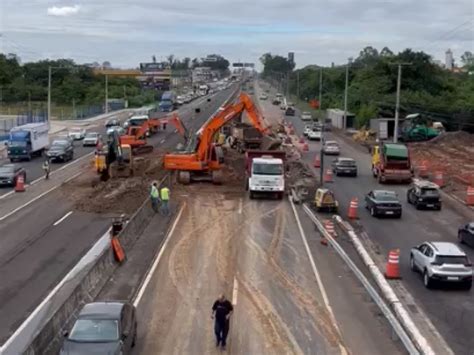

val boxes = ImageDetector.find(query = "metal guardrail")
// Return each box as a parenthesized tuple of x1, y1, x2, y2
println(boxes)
(300, 202, 420, 355)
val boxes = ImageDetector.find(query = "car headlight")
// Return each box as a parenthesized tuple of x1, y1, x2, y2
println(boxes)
(418, 198, 423, 201)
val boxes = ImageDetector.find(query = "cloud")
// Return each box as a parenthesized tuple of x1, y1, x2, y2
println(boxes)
(47, 5, 80, 17)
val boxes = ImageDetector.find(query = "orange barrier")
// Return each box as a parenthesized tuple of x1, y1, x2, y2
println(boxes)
(324, 219, 336, 237)
(313, 154, 321, 168)
(431, 171, 444, 187)
(385, 249, 401, 279)
(418, 161, 429, 178)
(348, 197, 359, 219)
(323, 169, 333, 183)
(15, 175, 25, 192)
(302, 143, 309, 152)
(111, 236, 126, 263)
(466, 186, 474, 206)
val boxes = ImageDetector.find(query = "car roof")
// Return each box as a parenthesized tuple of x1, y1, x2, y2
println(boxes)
(373, 190, 397, 196)
(325, 140, 338, 144)
(337, 157, 355, 162)
(412, 179, 439, 189)
(0, 164, 15, 169)
(427, 242, 465, 256)
(79, 302, 125, 320)
(302, 111, 311, 114)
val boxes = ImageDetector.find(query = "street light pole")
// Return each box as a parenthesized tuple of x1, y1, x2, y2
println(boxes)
(394, 64, 402, 143)
(105, 74, 109, 114)
(47, 66, 52, 121)
(319, 67, 323, 110)
(343, 58, 351, 130)
(296, 71, 300, 103)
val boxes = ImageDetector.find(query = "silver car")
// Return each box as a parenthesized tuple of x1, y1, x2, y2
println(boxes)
(322, 140, 340, 155)
(83, 132, 100, 147)
(410, 241, 472, 289)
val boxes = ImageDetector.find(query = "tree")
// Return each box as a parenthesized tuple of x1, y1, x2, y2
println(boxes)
(356, 46, 379, 66)
(102, 61, 111, 69)
(380, 47, 394, 57)
(461, 51, 474, 67)
(167, 55, 174, 66)
(260, 53, 295, 77)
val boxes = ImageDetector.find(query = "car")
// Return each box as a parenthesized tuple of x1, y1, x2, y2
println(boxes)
(176, 95, 185, 105)
(301, 112, 312, 121)
(83, 132, 100, 147)
(332, 157, 357, 177)
(458, 222, 474, 248)
(322, 140, 340, 155)
(46, 139, 74, 162)
(68, 128, 86, 140)
(285, 106, 295, 116)
(365, 190, 402, 218)
(105, 118, 120, 128)
(60, 302, 137, 355)
(56, 134, 74, 145)
(259, 94, 268, 100)
(410, 242, 472, 289)
(0, 163, 26, 187)
(407, 180, 442, 210)
(307, 129, 322, 141)
(272, 98, 281, 105)
(303, 125, 312, 136)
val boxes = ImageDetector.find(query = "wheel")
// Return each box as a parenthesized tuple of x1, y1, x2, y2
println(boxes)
(463, 280, 472, 291)
(423, 270, 433, 289)
(276, 192, 284, 200)
(131, 322, 137, 347)
(458, 232, 464, 244)
(415, 202, 421, 210)
(249, 191, 255, 199)
(407, 193, 411, 204)
(410, 255, 417, 272)
(436, 205, 442, 211)
(178, 171, 191, 185)
(396, 211, 402, 219)
(370, 207, 377, 217)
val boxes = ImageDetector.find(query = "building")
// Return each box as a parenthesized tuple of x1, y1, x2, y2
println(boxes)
(326, 109, 355, 129)
(445, 49, 453, 70)
(370, 118, 406, 140)
(288, 52, 295, 65)
(192, 67, 212, 84)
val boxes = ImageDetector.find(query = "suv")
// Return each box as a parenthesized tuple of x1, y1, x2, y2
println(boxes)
(407, 180, 442, 210)
(0, 164, 26, 187)
(410, 241, 472, 289)
(46, 139, 74, 162)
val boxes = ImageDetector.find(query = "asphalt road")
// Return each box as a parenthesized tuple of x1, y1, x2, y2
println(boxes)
(0, 86, 237, 345)
(283, 101, 474, 354)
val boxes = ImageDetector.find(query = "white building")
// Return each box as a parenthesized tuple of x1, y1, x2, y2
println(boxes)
(445, 49, 453, 70)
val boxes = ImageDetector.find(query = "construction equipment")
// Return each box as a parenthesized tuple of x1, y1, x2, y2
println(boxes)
(399, 113, 443, 142)
(372, 142, 413, 184)
(313, 188, 339, 212)
(168, 114, 189, 143)
(164, 92, 274, 184)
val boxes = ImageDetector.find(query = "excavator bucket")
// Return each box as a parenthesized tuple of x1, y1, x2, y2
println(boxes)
(261, 135, 282, 150)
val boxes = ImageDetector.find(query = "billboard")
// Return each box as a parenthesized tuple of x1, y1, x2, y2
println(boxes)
(140, 62, 168, 73)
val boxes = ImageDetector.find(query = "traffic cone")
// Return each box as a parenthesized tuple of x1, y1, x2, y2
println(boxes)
(431, 171, 444, 187)
(313, 154, 321, 168)
(466, 186, 474, 206)
(111, 236, 126, 263)
(299, 136, 305, 144)
(303, 143, 309, 152)
(324, 219, 336, 237)
(15, 175, 25, 192)
(385, 249, 401, 279)
(323, 169, 333, 183)
(418, 160, 429, 178)
(348, 197, 359, 219)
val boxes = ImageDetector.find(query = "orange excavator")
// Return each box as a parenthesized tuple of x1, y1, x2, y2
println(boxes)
(164, 92, 274, 184)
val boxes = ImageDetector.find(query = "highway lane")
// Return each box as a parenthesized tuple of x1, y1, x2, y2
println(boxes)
(286, 107, 474, 354)
(0, 86, 237, 345)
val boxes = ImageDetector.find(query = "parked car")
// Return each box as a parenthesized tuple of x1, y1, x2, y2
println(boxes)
(83, 132, 100, 147)
(60, 302, 137, 355)
(458, 222, 474, 248)
(332, 157, 357, 177)
(46, 139, 74, 162)
(365, 190, 402, 218)
(307, 128, 322, 141)
(68, 128, 86, 140)
(322, 140, 340, 155)
(105, 118, 120, 128)
(0, 163, 26, 187)
(259, 94, 268, 100)
(407, 180, 442, 210)
(301, 112, 312, 121)
(410, 241, 472, 289)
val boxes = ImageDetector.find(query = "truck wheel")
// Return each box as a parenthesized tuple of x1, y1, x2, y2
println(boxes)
(463, 280, 472, 291)
(178, 171, 191, 185)
(249, 191, 255, 199)
(276, 192, 284, 200)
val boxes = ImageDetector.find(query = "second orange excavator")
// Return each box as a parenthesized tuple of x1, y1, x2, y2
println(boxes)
(164, 92, 276, 184)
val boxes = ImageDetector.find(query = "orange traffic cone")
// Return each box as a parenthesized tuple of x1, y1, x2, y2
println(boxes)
(466, 186, 474, 206)
(313, 154, 321, 168)
(348, 197, 359, 219)
(385, 249, 401, 279)
(15, 175, 25, 192)
(111, 236, 126, 263)
(418, 161, 429, 178)
(431, 171, 444, 187)
(303, 143, 309, 152)
(324, 219, 336, 237)
(323, 169, 333, 183)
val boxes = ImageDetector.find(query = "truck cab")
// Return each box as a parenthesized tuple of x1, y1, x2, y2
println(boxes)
(248, 155, 285, 199)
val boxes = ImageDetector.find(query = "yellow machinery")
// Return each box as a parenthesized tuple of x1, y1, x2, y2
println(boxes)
(313, 188, 339, 212)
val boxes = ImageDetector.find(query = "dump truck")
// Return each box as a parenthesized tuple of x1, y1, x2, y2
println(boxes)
(372, 142, 413, 184)
(231, 123, 263, 152)
(245, 150, 286, 199)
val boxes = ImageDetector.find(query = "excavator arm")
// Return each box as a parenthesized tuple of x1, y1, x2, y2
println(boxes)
(169, 114, 189, 142)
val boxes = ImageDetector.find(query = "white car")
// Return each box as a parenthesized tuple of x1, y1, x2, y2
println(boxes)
(301, 112, 312, 121)
(83, 132, 100, 147)
(323, 140, 340, 155)
(176, 96, 185, 105)
(308, 129, 322, 141)
(259, 94, 268, 100)
(303, 125, 312, 136)
(68, 128, 86, 140)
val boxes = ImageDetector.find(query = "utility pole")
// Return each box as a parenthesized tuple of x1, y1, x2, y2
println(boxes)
(72, 98, 76, 119)
(319, 68, 323, 110)
(296, 71, 300, 103)
(28, 92, 31, 115)
(0, 86, 2, 114)
(286, 72, 289, 98)
(105, 74, 109, 114)
(47, 66, 52, 121)
(392, 63, 411, 143)
(343, 58, 352, 130)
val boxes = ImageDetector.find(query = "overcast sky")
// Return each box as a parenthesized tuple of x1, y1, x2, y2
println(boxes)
(0, 0, 473, 68)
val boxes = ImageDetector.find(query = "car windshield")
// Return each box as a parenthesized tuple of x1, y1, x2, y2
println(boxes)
(85, 133, 98, 138)
(68, 319, 119, 342)
(0, 166, 14, 173)
(52, 141, 68, 147)
(421, 188, 439, 197)
(303, 112, 310, 115)
(339, 160, 355, 166)
(8, 141, 27, 147)
(326, 142, 338, 147)
(435, 255, 468, 265)
(374, 192, 398, 201)
(253, 163, 283, 175)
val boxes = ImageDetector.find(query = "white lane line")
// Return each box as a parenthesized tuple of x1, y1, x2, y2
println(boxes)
(160, 139, 165, 144)
(238, 198, 243, 214)
(232, 277, 239, 305)
(0, 185, 59, 222)
(53, 211, 73, 226)
(133, 203, 187, 307)
(0, 190, 14, 200)
(64, 171, 82, 184)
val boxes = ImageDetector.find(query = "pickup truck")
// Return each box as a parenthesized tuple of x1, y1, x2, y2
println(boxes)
(372, 142, 413, 184)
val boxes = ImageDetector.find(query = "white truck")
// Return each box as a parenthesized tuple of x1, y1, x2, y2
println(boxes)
(7, 122, 49, 161)
(198, 84, 209, 96)
(246, 150, 286, 199)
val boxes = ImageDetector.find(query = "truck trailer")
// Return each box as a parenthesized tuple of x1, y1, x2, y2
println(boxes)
(7, 122, 49, 161)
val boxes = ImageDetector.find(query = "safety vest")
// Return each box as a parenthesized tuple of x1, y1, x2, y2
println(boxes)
(150, 185, 159, 198)
(160, 187, 170, 201)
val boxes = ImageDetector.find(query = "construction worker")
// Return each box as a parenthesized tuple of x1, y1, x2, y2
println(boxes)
(160, 185, 170, 216)
(211, 294, 233, 349)
(150, 181, 160, 213)
(42, 159, 50, 180)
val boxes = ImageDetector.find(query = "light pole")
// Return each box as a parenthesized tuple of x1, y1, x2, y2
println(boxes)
(296, 71, 300, 103)
(343, 58, 352, 130)
(319, 67, 323, 112)
(105, 74, 109, 114)
(47, 66, 52, 121)
(392, 63, 411, 143)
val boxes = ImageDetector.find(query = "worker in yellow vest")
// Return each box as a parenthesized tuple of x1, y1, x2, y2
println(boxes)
(160, 185, 170, 216)
(150, 181, 160, 213)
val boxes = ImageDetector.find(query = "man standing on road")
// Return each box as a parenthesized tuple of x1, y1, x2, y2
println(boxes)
(42, 159, 50, 180)
(150, 181, 160, 213)
(211, 294, 233, 350)
(160, 185, 170, 216)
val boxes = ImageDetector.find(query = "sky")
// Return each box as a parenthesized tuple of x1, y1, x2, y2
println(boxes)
(0, 0, 473, 69)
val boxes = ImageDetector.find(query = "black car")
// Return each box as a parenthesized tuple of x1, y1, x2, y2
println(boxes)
(46, 139, 74, 162)
(365, 190, 402, 218)
(407, 180, 442, 210)
(60, 302, 137, 355)
(272, 98, 281, 105)
(332, 157, 357, 177)
(105, 118, 120, 128)
(0, 164, 26, 187)
(458, 222, 474, 248)
(285, 106, 295, 116)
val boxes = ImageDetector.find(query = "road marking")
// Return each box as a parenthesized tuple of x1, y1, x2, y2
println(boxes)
(53, 211, 73, 226)
(0, 185, 59, 222)
(64, 171, 82, 183)
(133, 203, 187, 307)
(238, 198, 243, 214)
(232, 277, 239, 305)
(0, 190, 14, 200)
(160, 139, 165, 144)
